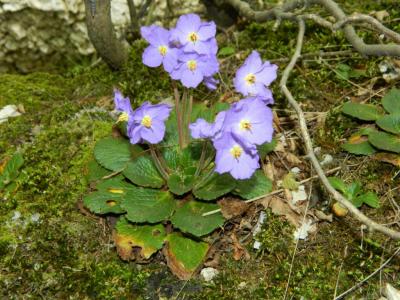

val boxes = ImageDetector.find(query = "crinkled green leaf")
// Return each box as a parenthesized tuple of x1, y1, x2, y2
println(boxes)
(328, 177, 348, 195)
(122, 188, 176, 223)
(115, 217, 166, 260)
(342, 140, 376, 155)
(171, 201, 224, 237)
(342, 102, 381, 121)
(258, 138, 277, 158)
(83, 191, 125, 214)
(94, 137, 132, 171)
(376, 114, 400, 134)
(368, 131, 400, 153)
(233, 170, 273, 199)
(123, 154, 164, 188)
(164, 233, 209, 280)
(167, 167, 196, 195)
(87, 159, 111, 182)
(357, 191, 380, 208)
(193, 172, 236, 201)
(382, 88, 400, 114)
(347, 182, 362, 199)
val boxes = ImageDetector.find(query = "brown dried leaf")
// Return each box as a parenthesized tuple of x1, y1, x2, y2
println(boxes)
(231, 233, 250, 261)
(218, 198, 249, 219)
(284, 153, 302, 165)
(260, 196, 302, 227)
(372, 153, 400, 167)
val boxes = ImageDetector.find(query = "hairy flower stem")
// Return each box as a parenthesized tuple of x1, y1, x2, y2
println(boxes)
(195, 141, 208, 177)
(181, 89, 188, 147)
(186, 94, 193, 144)
(149, 144, 169, 180)
(173, 86, 184, 149)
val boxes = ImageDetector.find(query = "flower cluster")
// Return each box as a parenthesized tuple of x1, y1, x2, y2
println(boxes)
(114, 89, 172, 145)
(141, 14, 219, 89)
(190, 51, 277, 180)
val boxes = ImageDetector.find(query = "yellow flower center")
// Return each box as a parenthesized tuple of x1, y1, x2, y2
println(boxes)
(187, 60, 197, 71)
(230, 145, 243, 159)
(158, 45, 168, 56)
(239, 119, 252, 131)
(141, 115, 152, 128)
(245, 73, 256, 85)
(188, 32, 198, 42)
(118, 112, 129, 123)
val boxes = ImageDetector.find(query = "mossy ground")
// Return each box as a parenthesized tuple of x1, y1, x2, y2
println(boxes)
(1, 1, 400, 298)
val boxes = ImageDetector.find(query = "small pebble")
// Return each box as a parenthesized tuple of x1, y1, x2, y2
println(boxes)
(200, 267, 219, 282)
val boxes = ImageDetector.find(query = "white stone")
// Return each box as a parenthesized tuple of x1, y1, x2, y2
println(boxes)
(293, 219, 313, 241)
(0, 105, 22, 124)
(291, 185, 307, 204)
(200, 267, 219, 282)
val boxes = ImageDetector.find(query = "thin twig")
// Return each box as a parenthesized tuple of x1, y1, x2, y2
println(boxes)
(333, 13, 400, 43)
(283, 180, 313, 300)
(279, 17, 400, 240)
(334, 246, 400, 300)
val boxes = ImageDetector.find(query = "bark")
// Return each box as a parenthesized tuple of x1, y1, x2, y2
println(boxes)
(84, 0, 128, 69)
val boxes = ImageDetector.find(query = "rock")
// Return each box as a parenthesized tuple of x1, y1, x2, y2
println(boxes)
(200, 267, 219, 282)
(0, 0, 205, 73)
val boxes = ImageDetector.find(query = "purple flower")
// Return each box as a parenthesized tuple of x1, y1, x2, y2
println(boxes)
(234, 50, 278, 98)
(141, 25, 179, 72)
(222, 97, 274, 146)
(190, 111, 226, 139)
(213, 132, 260, 179)
(171, 14, 216, 55)
(127, 102, 172, 144)
(170, 52, 219, 88)
(203, 76, 219, 90)
(114, 89, 133, 123)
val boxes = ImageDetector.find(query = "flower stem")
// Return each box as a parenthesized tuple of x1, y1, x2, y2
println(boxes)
(185, 93, 193, 146)
(173, 85, 184, 150)
(195, 141, 208, 177)
(149, 144, 169, 181)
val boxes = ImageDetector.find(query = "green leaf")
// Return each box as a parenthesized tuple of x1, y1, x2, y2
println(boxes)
(257, 138, 277, 158)
(357, 191, 380, 208)
(123, 154, 164, 188)
(167, 167, 196, 195)
(95, 175, 136, 193)
(94, 137, 132, 171)
(0, 152, 24, 189)
(368, 131, 400, 153)
(122, 188, 176, 223)
(342, 102, 381, 121)
(193, 172, 236, 201)
(171, 201, 224, 237)
(347, 182, 362, 199)
(376, 114, 400, 134)
(335, 64, 366, 81)
(342, 140, 376, 155)
(351, 195, 364, 208)
(233, 170, 273, 199)
(115, 217, 166, 260)
(218, 46, 235, 57)
(83, 191, 126, 214)
(382, 88, 400, 114)
(86, 159, 111, 182)
(164, 233, 209, 280)
(328, 177, 348, 195)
